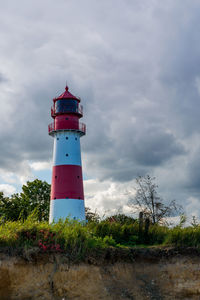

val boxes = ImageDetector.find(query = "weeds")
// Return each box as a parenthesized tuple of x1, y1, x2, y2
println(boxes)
(0, 215, 200, 261)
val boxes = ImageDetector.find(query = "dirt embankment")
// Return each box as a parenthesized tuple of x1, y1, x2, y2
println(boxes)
(0, 247, 200, 299)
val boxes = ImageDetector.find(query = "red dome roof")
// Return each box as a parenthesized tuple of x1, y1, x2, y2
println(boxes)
(54, 86, 80, 102)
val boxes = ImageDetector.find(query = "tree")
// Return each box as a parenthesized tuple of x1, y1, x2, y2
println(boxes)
(85, 207, 100, 223)
(0, 179, 51, 222)
(128, 175, 182, 225)
(0, 192, 28, 221)
(21, 179, 50, 221)
(105, 214, 136, 225)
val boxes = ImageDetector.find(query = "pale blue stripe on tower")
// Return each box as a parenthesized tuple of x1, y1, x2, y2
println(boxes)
(53, 131, 82, 166)
(49, 198, 85, 223)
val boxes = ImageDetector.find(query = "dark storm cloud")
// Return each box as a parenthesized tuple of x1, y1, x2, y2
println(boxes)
(83, 108, 186, 182)
(0, 0, 200, 210)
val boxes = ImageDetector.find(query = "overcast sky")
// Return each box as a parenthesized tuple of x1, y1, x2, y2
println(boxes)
(0, 0, 200, 219)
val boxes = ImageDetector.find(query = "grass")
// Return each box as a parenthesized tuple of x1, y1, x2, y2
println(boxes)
(1, 215, 200, 262)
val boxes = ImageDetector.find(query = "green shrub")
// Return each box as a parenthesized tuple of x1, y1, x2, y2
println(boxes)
(164, 226, 200, 247)
(103, 235, 117, 247)
(104, 214, 136, 225)
(1, 215, 200, 260)
(93, 221, 139, 245)
(148, 225, 168, 245)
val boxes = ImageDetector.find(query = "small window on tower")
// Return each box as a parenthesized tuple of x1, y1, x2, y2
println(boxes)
(55, 176, 57, 179)
(66, 154, 68, 156)
(66, 137, 68, 140)
(77, 175, 80, 179)
(66, 118, 68, 120)
(57, 138, 59, 140)
(75, 137, 77, 140)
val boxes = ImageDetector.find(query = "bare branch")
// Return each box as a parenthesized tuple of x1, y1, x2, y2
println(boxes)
(128, 175, 182, 225)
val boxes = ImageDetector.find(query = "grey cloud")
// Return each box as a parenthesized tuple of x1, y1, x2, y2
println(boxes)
(0, 73, 7, 83)
(132, 128, 185, 166)
(83, 121, 186, 182)
(0, 0, 200, 211)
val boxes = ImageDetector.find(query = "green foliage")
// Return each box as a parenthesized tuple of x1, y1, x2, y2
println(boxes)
(0, 217, 120, 260)
(85, 207, 100, 223)
(0, 180, 198, 254)
(164, 226, 200, 247)
(0, 179, 50, 222)
(148, 224, 168, 245)
(105, 214, 136, 225)
(0, 192, 25, 222)
(2, 178, 199, 256)
(178, 214, 187, 228)
(1, 216, 200, 259)
(103, 235, 117, 246)
(92, 220, 139, 245)
(21, 179, 50, 221)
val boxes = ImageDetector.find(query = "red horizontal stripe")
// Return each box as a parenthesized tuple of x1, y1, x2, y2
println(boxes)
(55, 115, 79, 131)
(51, 165, 84, 200)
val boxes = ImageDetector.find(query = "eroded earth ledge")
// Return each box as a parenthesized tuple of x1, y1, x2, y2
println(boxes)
(0, 247, 200, 300)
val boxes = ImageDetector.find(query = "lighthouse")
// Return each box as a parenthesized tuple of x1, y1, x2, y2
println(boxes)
(48, 86, 86, 223)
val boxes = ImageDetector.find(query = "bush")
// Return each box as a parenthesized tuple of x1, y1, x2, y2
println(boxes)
(92, 220, 139, 245)
(164, 226, 200, 247)
(1, 214, 200, 260)
(105, 214, 136, 225)
(103, 235, 117, 247)
(0, 217, 121, 260)
(148, 225, 169, 245)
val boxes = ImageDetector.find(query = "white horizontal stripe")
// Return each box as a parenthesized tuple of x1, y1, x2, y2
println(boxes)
(49, 198, 85, 223)
(53, 131, 82, 166)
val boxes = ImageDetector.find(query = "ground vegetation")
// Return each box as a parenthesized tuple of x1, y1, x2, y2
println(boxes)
(0, 178, 199, 261)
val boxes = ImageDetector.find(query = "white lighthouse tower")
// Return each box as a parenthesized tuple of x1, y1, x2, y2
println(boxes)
(48, 86, 86, 223)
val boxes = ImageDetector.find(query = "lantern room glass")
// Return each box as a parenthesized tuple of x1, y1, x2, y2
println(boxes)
(55, 99, 78, 114)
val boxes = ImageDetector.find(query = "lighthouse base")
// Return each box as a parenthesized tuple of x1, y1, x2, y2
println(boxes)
(49, 198, 85, 223)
